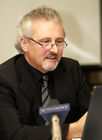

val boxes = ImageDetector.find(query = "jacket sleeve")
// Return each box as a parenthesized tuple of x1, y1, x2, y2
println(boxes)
(0, 84, 68, 140)
(62, 58, 90, 123)
(70, 60, 90, 121)
(0, 82, 51, 140)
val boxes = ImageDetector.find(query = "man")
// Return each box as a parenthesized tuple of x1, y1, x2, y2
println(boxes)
(0, 6, 90, 140)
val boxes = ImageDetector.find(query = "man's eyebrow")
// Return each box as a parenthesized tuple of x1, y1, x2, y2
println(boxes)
(38, 37, 64, 42)
(38, 38, 51, 41)
(56, 38, 64, 41)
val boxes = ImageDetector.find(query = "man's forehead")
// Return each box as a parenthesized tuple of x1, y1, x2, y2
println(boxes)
(31, 19, 65, 38)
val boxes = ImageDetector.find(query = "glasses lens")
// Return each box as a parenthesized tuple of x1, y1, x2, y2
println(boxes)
(43, 42, 67, 49)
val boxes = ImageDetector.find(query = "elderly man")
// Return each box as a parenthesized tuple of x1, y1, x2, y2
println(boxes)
(0, 6, 90, 140)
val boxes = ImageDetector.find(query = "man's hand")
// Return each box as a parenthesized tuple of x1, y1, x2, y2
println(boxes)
(66, 112, 88, 140)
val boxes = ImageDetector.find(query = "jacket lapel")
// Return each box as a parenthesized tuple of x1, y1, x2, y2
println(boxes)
(52, 62, 70, 103)
(15, 55, 45, 125)
(15, 55, 40, 107)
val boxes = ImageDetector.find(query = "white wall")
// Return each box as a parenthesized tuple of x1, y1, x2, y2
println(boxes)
(0, 0, 101, 65)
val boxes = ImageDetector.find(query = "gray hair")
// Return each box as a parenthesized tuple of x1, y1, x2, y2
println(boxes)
(15, 6, 63, 53)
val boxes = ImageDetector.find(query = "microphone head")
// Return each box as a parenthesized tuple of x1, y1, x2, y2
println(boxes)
(47, 99, 59, 106)
(39, 99, 70, 124)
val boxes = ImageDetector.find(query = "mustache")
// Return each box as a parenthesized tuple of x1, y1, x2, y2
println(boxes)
(45, 53, 58, 60)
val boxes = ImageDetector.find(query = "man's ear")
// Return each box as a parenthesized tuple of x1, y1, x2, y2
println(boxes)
(20, 37, 28, 52)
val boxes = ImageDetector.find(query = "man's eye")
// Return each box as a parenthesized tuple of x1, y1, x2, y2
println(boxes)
(56, 40, 63, 43)
(41, 41, 50, 44)
(56, 41, 63, 44)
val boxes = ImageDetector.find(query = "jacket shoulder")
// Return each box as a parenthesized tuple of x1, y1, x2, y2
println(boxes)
(61, 57, 80, 69)
(0, 54, 21, 89)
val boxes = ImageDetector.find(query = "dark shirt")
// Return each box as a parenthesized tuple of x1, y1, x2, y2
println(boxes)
(23, 56, 54, 106)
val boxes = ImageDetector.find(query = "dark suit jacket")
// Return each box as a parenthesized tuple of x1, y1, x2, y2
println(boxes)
(0, 54, 90, 140)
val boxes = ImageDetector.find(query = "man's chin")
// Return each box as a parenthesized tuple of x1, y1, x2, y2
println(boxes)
(42, 62, 58, 72)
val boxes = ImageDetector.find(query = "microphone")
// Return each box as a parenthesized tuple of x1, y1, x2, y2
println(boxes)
(39, 99, 70, 140)
(51, 114, 62, 140)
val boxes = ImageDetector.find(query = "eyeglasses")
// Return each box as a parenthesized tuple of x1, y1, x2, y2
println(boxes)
(26, 37, 68, 49)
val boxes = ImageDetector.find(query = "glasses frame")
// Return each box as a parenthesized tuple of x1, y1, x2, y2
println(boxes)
(25, 37, 68, 48)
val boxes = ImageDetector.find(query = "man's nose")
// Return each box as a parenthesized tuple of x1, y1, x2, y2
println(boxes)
(49, 44, 58, 53)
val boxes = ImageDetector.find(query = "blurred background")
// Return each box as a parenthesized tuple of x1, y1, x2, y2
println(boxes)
(0, 0, 102, 91)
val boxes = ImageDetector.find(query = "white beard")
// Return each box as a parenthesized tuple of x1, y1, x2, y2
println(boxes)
(42, 60, 58, 72)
